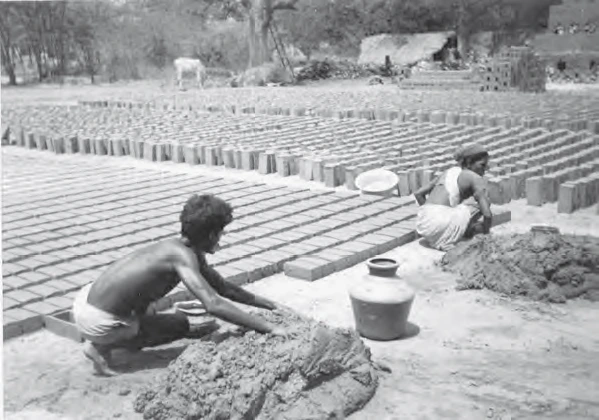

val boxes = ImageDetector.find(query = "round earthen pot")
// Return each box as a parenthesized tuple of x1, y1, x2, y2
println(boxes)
(349, 257, 415, 341)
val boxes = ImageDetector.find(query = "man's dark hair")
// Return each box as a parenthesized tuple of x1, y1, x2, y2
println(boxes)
(180, 194, 233, 243)
(463, 151, 489, 169)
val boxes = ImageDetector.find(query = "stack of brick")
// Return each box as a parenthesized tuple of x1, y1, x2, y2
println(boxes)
(476, 60, 512, 92)
(557, 173, 599, 214)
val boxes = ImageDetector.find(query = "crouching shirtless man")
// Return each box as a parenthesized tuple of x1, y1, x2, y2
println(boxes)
(73, 194, 286, 376)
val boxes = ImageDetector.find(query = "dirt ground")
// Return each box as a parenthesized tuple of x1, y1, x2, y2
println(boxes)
(2, 81, 599, 419)
(3, 200, 599, 420)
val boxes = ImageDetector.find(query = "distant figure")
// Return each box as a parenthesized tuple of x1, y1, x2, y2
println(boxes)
(557, 59, 567, 72)
(555, 22, 564, 35)
(414, 144, 493, 251)
(174, 57, 206, 90)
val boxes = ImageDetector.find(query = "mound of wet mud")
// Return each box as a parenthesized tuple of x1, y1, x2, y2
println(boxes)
(134, 311, 379, 420)
(441, 231, 599, 303)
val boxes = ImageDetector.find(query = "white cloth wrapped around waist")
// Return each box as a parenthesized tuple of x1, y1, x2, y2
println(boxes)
(72, 283, 140, 344)
(416, 203, 473, 251)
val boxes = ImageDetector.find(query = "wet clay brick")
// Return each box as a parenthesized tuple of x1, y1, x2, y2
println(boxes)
(4, 307, 44, 336)
(284, 257, 332, 281)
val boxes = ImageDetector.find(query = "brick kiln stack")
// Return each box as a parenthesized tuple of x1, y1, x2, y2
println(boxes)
(477, 46, 547, 93)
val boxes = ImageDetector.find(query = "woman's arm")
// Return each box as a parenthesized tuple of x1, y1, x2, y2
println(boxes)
(413, 176, 439, 206)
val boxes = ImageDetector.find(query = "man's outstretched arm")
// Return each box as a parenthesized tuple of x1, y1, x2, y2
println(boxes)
(173, 249, 279, 334)
(199, 261, 278, 310)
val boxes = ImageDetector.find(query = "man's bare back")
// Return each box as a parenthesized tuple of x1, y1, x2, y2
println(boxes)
(73, 194, 289, 377)
(87, 239, 191, 317)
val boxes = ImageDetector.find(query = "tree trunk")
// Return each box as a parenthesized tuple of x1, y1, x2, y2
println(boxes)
(1, 49, 17, 85)
(247, 0, 273, 68)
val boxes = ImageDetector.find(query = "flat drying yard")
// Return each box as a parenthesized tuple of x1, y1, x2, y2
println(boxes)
(2, 80, 599, 420)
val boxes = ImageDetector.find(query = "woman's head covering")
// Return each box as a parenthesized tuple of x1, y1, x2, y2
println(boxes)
(454, 144, 488, 165)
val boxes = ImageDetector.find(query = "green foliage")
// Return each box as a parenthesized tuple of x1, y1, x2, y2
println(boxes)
(0, 0, 560, 85)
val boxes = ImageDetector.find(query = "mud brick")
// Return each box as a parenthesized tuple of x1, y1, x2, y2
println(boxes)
(311, 249, 354, 271)
(298, 235, 341, 251)
(508, 172, 527, 199)
(93, 138, 108, 155)
(5, 289, 41, 306)
(362, 216, 393, 229)
(313, 217, 348, 230)
(18, 270, 51, 286)
(227, 258, 264, 283)
(284, 257, 332, 281)
(3, 313, 24, 340)
(275, 154, 291, 177)
(249, 257, 278, 279)
(276, 243, 315, 258)
(45, 295, 75, 311)
(24, 300, 62, 316)
(378, 225, 417, 245)
(2, 262, 28, 277)
(334, 241, 377, 261)
(27, 282, 62, 299)
(322, 228, 359, 241)
(46, 278, 81, 294)
(4, 307, 43, 336)
(225, 244, 259, 259)
(250, 237, 285, 250)
(329, 212, 366, 224)
(487, 178, 503, 204)
(36, 264, 71, 279)
(217, 265, 249, 286)
(241, 149, 257, 170)
(270, 230, 306, 243)
(358, 233, 399, 253)
(557, 183, 576, 214)
(253, 249, 296, 270)
(3, 295, 20, 310)
(323, 164, 342, 188)
(293, 223, 329, 237)
(182, 144, 198, 164)
(258, 152, 276, 174)
(526, 176, 544, 206)
(62, 273, 94, 288)
(242, 226, 276, 239)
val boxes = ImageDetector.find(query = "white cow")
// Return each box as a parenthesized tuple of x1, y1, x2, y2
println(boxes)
(174, 57, 206, 89)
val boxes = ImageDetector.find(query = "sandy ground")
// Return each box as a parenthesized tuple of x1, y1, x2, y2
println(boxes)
(3, 200, 599, 420)
(2, 81, 599, 419)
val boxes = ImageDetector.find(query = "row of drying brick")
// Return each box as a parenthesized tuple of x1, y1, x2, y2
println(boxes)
(4, 105, 597, 194)
(3, 105, 481, 189)
(526, 163, 599, 213)
(79, 92, 599, 135)
(4, 147, 435, 339)
(5, 104, 526, 191)
(3, 195, 421, 340)
(7, 113, 596, 215)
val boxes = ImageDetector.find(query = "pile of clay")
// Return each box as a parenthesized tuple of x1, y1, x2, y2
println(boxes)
(134, 311, 379, 420)
(441, 231, 599, 303)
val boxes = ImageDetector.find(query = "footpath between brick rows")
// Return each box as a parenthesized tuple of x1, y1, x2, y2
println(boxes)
(6, 146, 511, 341)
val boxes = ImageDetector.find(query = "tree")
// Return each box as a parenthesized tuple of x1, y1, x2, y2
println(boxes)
(0, 3, 26, 85)
(242, 0, 299, 68)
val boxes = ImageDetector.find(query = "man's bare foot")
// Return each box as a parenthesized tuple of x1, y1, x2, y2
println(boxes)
(83, 341, 118, 377)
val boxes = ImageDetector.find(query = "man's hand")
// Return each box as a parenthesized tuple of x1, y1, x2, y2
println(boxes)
(270, 326, 290, 338)
(272, 303, 299, 316)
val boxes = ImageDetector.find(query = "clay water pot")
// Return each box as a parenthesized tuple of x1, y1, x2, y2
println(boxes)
(349, 257, 415, 341)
